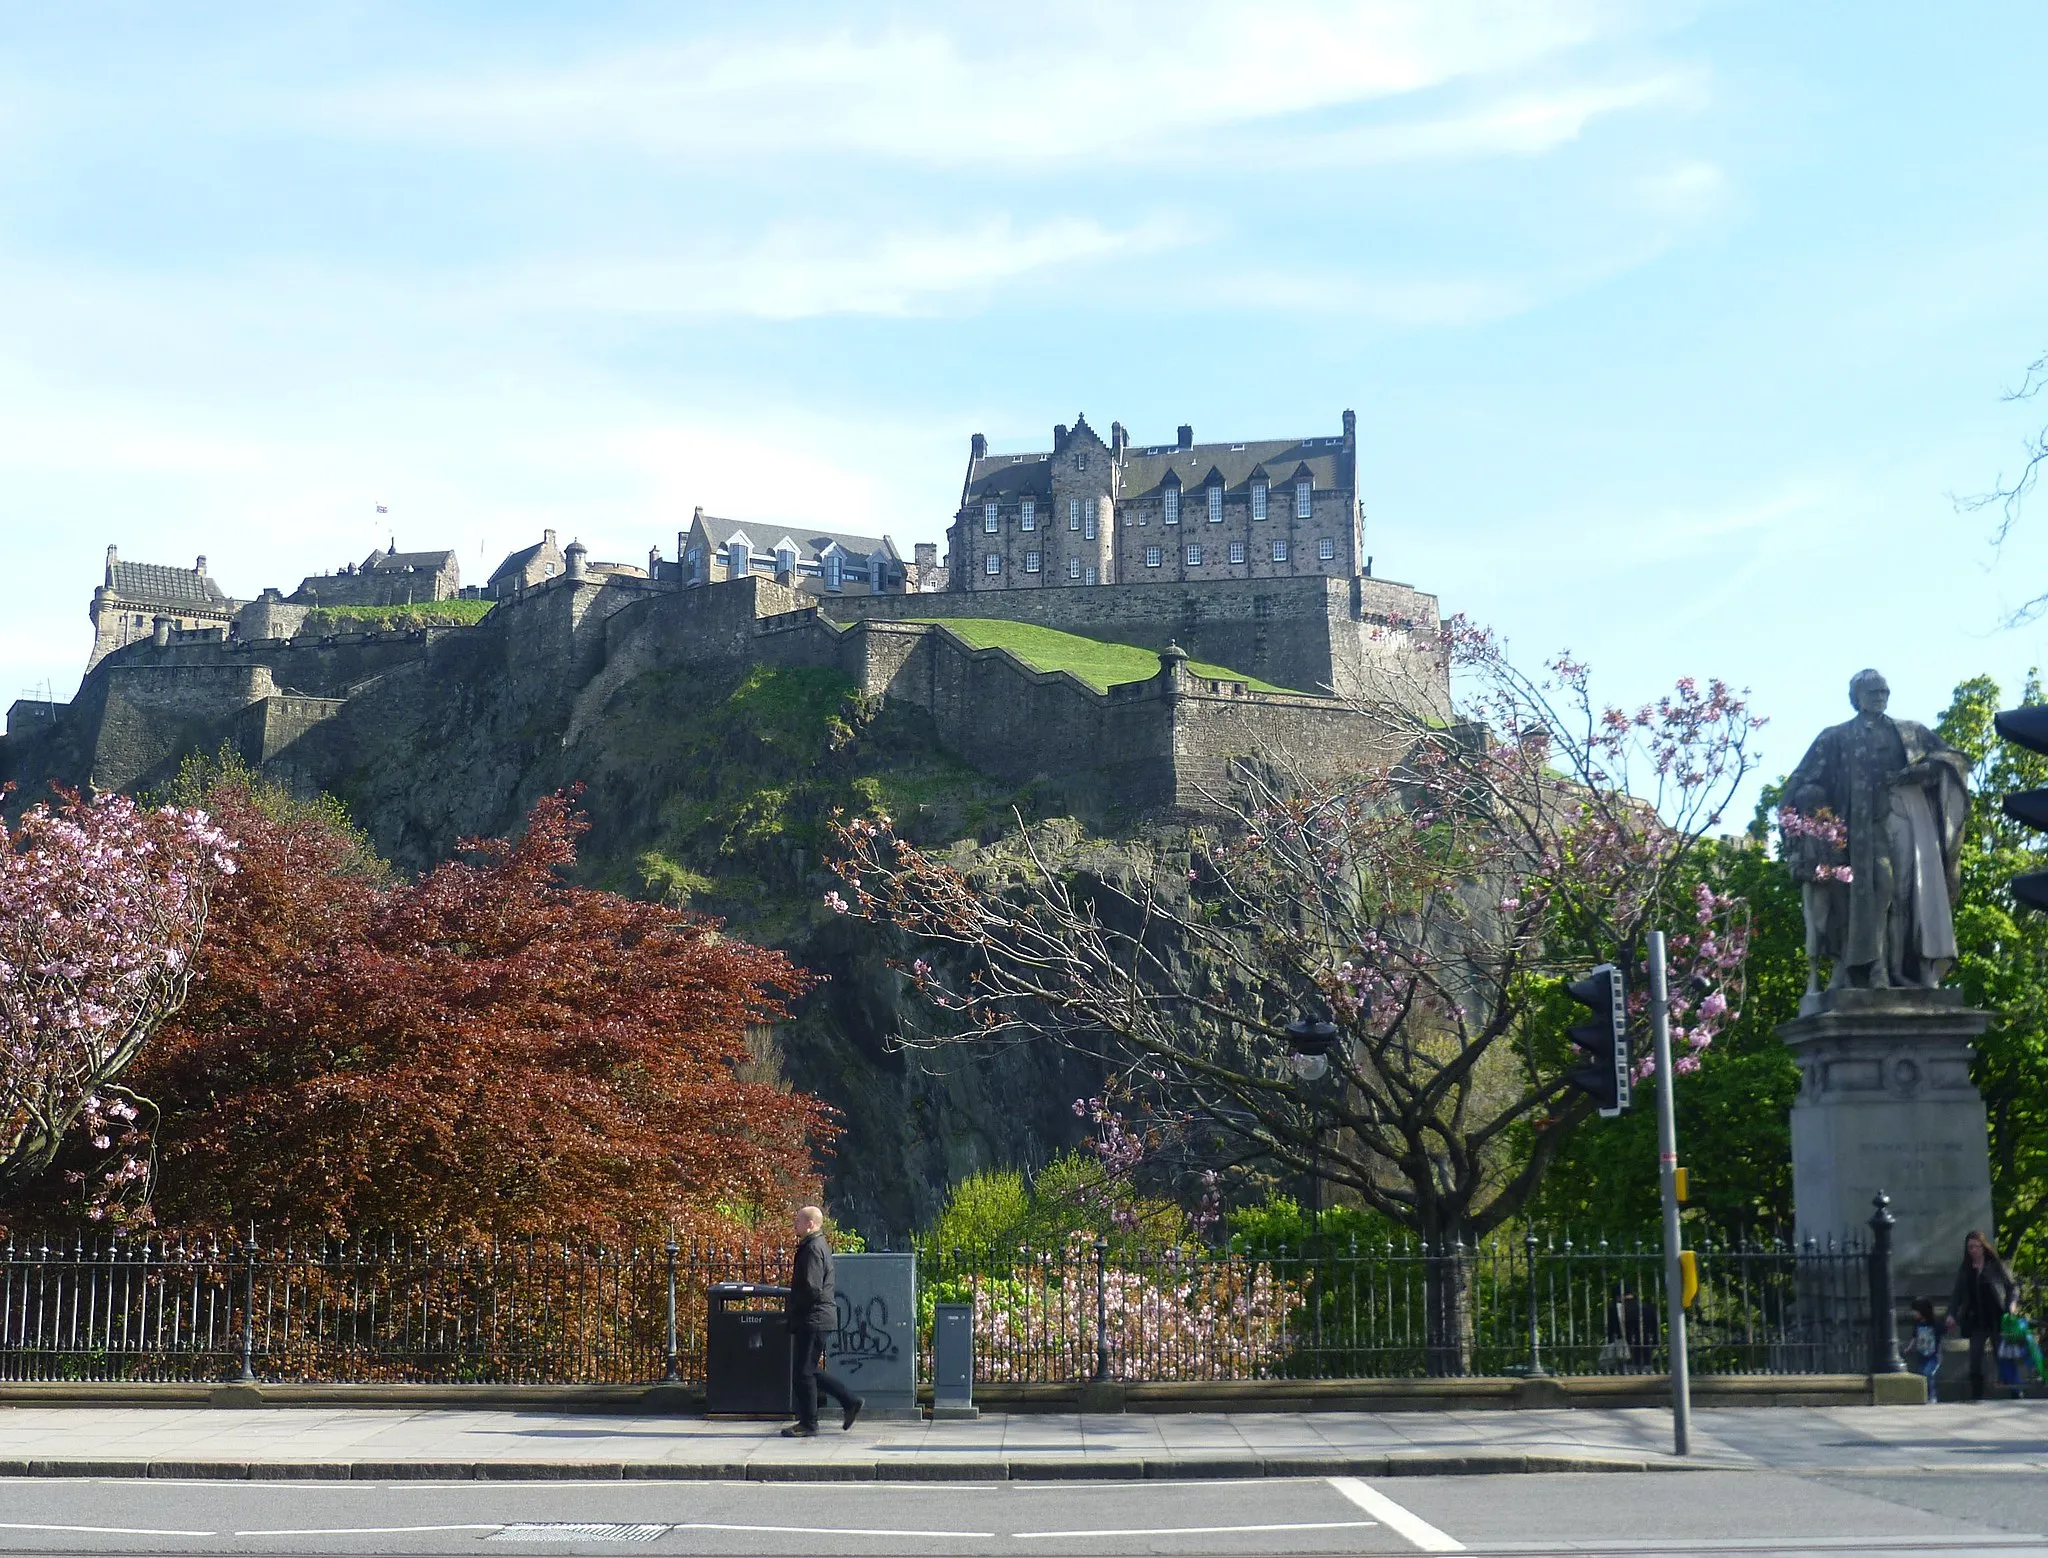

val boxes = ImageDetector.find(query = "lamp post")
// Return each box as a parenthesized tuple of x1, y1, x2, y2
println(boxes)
(1286, 1012, 1339, 1225)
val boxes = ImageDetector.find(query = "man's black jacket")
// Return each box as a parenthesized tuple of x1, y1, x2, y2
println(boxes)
(786, 1232, 837, 1333)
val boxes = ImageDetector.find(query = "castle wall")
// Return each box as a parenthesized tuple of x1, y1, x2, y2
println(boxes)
(818, 573, 1445, 708)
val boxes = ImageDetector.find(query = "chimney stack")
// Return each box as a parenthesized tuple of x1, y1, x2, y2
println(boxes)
(195, 555, 207, 575)
(543, 528, 557, 548)
(1342, 408, 1356, 444)
(1177, 424, 1193, 451)
(1110, 421, 1127, 456)
(1053, 423, 1068, 453)
(971, 433, 988, 460)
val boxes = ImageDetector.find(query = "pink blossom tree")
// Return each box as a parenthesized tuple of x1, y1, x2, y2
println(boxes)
(0, 790, 234, 1212)
(831, 619, 1760, 1371)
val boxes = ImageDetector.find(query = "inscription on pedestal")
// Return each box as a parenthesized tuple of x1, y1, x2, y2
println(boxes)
(1779, 988, 1994, 1299)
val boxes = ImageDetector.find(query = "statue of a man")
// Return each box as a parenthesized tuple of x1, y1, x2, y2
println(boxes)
(1781, 669, 1970, 994)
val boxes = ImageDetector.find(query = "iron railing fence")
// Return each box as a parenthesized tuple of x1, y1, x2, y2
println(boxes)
(916, 1231, 1873, 1382)
(1, 1226, 1877, 1385)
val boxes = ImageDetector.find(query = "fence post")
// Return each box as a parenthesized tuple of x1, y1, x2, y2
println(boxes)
(1524, 1226, 1546, 1377)
(238, 1221, 257, 1385)
(664, 1240, 681, 1383)
(1091, 1238, 1109, 1384)
(1867, 1191, 1904, 1374)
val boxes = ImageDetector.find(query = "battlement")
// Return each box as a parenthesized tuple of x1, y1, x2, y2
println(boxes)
(9, 562, 1445, 824)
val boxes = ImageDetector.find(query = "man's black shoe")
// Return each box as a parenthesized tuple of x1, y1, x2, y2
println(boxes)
(843, 1398, 864, 1431)
(780, 1424, 817, 1437)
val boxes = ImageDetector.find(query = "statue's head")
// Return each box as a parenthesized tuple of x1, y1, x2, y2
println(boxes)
(1849, 669, 1890, 717)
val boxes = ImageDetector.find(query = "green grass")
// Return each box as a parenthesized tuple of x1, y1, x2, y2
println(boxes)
(301, 599, 496, 631)
(907, 618, 1296, 694)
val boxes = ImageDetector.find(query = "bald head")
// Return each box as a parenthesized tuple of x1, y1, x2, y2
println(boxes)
(794, 1205, 824, 1237)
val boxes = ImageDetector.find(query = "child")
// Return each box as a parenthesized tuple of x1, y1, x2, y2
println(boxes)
(1910, 1299, 1942, 1402)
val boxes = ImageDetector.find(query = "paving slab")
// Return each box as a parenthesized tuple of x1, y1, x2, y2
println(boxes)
(0, 1402, 2039, 1481)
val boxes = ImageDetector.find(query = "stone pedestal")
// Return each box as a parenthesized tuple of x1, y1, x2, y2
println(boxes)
(1778, 988, 1994, 1301)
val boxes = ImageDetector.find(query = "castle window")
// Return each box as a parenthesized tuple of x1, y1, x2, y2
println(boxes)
(1024, 549, 1042, 573)
(1083, 507, 1097, 541)
(1318, 537, 1337, 561)
(984, 502, 999, 533)
(1085, 566, 1098, 585)
(1207, 485, 1223, 524)
(1185, 543, 1203, 567)
(1068, 499, 1081, 531)
(544, 562, 556, 577)
(1021, 499, 1036, 531)
(1252, 482, 1268, 520)
(1068, 557, 1082, 580)
(1145, 545, 1163, 568)
(985, 554, 1002, 576)
(826, 553, 842, 589)
(1074, 452, 1087, 472)
(728, 540, 748, 577)
(1163, 488, 1180, 525)
(1229, 540, 1246, 564)
(1272, 539, 1289, 562)
(1295, 478, 1312, 518)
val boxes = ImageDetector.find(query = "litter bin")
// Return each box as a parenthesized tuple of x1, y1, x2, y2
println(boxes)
(706, 1282, 791, 1417)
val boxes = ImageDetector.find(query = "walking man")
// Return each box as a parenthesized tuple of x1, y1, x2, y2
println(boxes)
(783, 1205, 863, 1437)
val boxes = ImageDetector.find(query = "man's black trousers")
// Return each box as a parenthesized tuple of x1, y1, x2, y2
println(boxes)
(789, 1322, 857, 1429)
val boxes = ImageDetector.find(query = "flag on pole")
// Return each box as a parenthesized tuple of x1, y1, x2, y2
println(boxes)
(376, 504, 388, 514)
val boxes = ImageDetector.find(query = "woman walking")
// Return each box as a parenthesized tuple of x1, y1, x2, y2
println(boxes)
(1945, 1230, 2018, 1400)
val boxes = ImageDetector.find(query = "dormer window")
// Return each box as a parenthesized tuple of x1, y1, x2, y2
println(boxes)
(1295, 478, 1312, 518)
(1021, 499, 1035, 531)
(1207, 484, 1223, 524)
(984, 502, 999, 534)
(1163, 487, 1180, 525)
(1252, 482, 1268, 521)
(825, 553, 842, 590)
(728, 540, 748, 577)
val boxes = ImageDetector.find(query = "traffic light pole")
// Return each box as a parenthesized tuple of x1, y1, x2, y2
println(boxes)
(1648, 930, 1690, 1457)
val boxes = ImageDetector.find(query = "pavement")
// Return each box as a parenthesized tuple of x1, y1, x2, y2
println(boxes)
(0, 1401, 2042, 1481)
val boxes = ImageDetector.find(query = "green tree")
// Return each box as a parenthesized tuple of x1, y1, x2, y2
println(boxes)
(1527, 824, 1805, 1239)
(1936, 673, 2048, 1275)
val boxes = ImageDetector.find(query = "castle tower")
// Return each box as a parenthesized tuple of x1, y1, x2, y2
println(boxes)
(1049, 414, 1115, 587)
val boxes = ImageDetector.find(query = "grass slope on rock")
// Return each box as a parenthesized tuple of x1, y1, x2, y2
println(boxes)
(910, 618, 1296, 695)
(300, 600, 496, 633)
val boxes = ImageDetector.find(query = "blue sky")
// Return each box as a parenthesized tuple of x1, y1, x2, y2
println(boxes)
(4, 1, 2047, 821)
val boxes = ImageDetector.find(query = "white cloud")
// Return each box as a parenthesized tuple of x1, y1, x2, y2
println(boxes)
(307, 0, 1642, 168)
(504, 214, 1188, 320)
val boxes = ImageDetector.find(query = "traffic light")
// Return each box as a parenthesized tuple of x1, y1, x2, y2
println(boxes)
(1563, 963, 1630, 1117)
(1996, 705, 2048, 912)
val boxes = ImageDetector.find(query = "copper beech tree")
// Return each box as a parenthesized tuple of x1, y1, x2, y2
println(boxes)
(135, 777, 832, 1240)
(831, 621, 1759, 1370)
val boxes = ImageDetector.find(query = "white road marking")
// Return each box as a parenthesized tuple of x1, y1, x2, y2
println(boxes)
(235, 1523, 500, 1536)
(0, 1523, 216, 1537)
(1329, 1476, 1466, 1552)
(1016, 1519, 1380, 1539)
(670, 1523, 996, 1538)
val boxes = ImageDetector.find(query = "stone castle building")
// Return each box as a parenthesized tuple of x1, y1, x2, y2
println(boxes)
(88, 548, 240, 672)
(677, 507, 923, 598)
(947, 411, 1367, 591)
(294, 545, 461, 608)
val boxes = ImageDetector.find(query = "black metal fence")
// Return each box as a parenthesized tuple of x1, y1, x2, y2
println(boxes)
(0, 1227, 1878, 1385)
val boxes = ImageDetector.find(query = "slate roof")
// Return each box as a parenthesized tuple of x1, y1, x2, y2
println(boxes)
(961, 433, 1350, 506)
(699, 515, 901, 564)
(107, 561, 232, 609)
(488, 540, 557, 586)
(362, 548, 458, 574)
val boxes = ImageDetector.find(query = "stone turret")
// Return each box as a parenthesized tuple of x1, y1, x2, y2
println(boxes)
(565, 538, 589, 581)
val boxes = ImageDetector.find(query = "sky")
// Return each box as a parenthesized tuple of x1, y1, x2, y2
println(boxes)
(3, 1, 2047, 824)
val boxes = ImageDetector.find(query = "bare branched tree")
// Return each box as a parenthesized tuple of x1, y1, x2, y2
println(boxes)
(1958, 350, 2048, 624)
(829, 620, 1760, 1370)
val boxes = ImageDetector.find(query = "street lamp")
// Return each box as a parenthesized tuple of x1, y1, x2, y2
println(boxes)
(1286, 1011, 1341, 1223)
(1285, 1012, 1339, 1081)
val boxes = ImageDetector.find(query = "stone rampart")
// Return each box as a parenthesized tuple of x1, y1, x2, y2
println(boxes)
(817, 573, 1446, 709)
